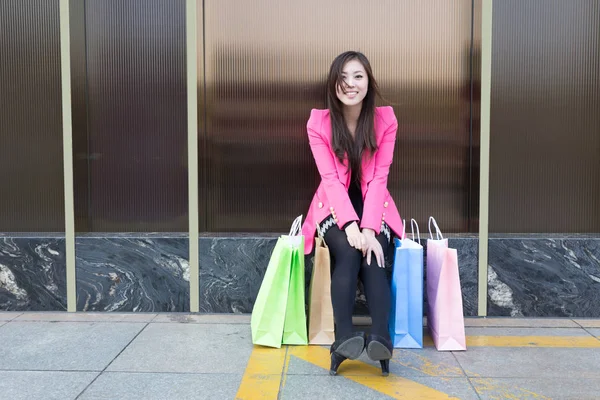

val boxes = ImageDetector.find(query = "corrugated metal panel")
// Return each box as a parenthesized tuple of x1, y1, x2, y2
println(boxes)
(202, 0, 476, 232)
(489, 0, 600, 233)
(69, 0, 91, 233)
(0, 0, 64, 232)
(81, 0, 188, 232)
(470, 0, 483, 233)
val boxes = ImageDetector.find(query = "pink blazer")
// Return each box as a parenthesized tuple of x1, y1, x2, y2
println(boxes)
(301, 106, 403, 255)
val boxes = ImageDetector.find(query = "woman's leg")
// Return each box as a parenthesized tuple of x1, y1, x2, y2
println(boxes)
(324, 225, 362, 339)
(359, 233, 392, 339)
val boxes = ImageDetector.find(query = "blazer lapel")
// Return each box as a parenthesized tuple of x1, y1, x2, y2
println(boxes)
(360, 118, 384, 190)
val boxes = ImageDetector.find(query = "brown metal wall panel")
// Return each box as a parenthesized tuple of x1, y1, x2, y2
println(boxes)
(78, 0, 188, 232)
(202, 0, 477, 232)
(70, 0, 90, 232)
(470, 0, 483, 232)
(0, 0, 64, 232)
(489, 1, 600, 233)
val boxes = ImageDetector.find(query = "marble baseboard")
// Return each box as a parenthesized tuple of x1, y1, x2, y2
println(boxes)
(76, 236, 190, 312)
(0, 237, 67, 311)
(488, 237, 600, 317)
(198, 237, 276, 314)
(447, 238, 479, 317)
(198, 236, 479, 317)
(3, 233, 599, 318)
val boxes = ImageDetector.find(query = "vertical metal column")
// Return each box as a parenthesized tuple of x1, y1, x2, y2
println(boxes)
(478, 0, 493, 317)
(59, 0, 76, 312)
(187, 0, 200, 313)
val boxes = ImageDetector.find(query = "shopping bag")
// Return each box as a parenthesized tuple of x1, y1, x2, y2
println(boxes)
(389, 219, 424, 348)
(307, 234, 335, 345)
(426, 216, 467, 351)
(251, 215, 303, 348)
(282, 234, 308, 345)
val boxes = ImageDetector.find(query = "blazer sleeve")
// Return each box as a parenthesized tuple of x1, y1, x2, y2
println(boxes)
(307, 110, 359, 229)
(360, 110, 398, 232)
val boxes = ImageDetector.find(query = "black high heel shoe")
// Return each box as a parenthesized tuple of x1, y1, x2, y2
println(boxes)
(365, 334, 393, 376)
(329, 332, 366, 376)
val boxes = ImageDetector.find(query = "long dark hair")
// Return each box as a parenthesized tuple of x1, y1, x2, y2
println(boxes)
(327, 51, 381, 182)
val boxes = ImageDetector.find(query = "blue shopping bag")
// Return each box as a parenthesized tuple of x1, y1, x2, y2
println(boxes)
(389, 219, 424, 348)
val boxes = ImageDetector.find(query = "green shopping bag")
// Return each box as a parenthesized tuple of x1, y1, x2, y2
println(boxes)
(282, 235, 308, 345)
(251, 216, 304, 348)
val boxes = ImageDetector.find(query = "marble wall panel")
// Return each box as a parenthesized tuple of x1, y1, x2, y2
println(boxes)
(0, 237, 67, 311)
(76, 236, 189, 312)
(488, 237, 600, 317)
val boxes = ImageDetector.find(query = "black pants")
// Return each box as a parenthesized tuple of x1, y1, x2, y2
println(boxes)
(324, 224, 391, 340)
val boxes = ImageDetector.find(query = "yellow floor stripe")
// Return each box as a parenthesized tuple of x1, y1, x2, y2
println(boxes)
(235, 346, 287, 400)
(288, 346, 458, 399)
(422, 335, 600, 348)
(468, 335, 600, 348)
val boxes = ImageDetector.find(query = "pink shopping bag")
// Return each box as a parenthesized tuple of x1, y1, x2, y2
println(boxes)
(426, 217, 466, 351)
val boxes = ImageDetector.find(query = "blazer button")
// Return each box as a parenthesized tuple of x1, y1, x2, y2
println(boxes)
(330, 206, 334, 212)
(384, 201, 389, 208)
(318, 202, 323, 209)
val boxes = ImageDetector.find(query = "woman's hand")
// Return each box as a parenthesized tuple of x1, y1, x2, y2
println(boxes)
(362, 229, 385, 268)
(344, 222, 366, 251)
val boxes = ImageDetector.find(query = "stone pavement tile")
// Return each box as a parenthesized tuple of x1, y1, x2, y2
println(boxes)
(464, 317, 579, 328)
(471, 377, 600, 400)
(152, 313, 250, 324)
(0, 322, 145, 371)
(586, 328, 600, 338)
(402, 377, 479, 400)
(0, 371, 98, 400)
(280, 375, 395, 400)
(574, 319, 600, 328)
(0, 312, 22, 321)
(78, 372, 241, 400)
(465, 327, 591, 336)
(14, 312, 157, 323)
(280, 375, 479, 400)
(454, 347, 600, 378)
(387, 348, 467, 378)
(107, 323, 253, 374)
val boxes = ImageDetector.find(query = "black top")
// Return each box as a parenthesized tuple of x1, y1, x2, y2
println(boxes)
(348, 168, 364, 221)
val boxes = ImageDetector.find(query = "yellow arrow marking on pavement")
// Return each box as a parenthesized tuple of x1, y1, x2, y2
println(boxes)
(237, 335, 600, 399)
(235, 346, 287, 400)
(287, 346, 458, 399)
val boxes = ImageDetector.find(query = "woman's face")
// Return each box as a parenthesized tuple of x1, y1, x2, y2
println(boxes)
(335, 59, 369, 108)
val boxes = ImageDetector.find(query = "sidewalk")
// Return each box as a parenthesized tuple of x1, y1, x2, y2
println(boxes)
(1, 312, 600, 399)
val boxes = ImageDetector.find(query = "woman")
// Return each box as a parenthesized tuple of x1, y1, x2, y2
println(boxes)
(301, 51, 403, 376)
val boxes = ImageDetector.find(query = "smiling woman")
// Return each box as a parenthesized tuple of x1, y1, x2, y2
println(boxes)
(301, 51, 402, 377)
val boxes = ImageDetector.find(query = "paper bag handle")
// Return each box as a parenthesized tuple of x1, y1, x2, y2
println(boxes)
(289, 215, 303, 236)
(401, 219, 406, 240)
(411, 218, 421, 244)
(428, 216, 443, 240)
